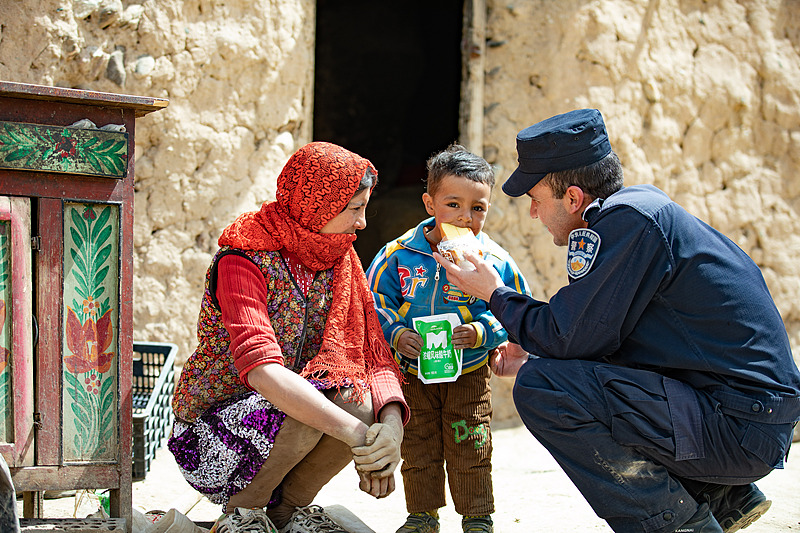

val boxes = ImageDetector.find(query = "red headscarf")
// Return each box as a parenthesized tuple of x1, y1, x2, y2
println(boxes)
(218, 142, 400, 399)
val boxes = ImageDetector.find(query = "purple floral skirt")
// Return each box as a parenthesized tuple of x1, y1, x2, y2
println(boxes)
(167, 390, 286, 508)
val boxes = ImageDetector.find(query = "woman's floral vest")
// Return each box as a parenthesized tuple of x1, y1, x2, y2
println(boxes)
(172, 247, 334, 423)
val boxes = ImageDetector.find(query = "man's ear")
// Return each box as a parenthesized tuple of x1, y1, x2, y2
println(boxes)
(565, 185, 587, 214)
(422, 192, 435, 216)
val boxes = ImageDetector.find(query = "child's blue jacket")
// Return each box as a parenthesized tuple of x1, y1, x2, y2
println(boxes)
(366, 217, 531, 376)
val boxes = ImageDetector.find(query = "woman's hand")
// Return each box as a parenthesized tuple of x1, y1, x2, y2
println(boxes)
(396, 330, 422, 359)
(352, 422, 402, 476)
(452, 323, 478, 350)
(353, 422, 400, 498)
(358, 470, 396, 499)
(351, 402, 403, 499)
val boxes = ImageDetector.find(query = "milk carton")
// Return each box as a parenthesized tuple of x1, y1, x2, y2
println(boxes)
(412, 313, 463, 384)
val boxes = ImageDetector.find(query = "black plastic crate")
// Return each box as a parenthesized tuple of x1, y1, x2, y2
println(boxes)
(132, 341, 177, 481)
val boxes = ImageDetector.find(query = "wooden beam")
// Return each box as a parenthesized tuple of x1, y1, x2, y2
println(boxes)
(10, 465, 122, 491)
(459, 0, 486, 154)
(0, 82, 168, 118)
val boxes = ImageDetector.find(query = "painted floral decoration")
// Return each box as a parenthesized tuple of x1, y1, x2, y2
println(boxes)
(64, 306, 114, 374)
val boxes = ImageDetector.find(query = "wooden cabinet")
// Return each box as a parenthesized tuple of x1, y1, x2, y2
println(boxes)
(0, 81, 167, 531)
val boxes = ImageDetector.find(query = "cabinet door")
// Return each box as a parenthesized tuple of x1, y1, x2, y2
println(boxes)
(62, 201, 120, 462)
(0, 196, 33, 467)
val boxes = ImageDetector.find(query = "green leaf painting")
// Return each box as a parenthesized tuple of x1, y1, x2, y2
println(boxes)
(0, 121, 127, 178)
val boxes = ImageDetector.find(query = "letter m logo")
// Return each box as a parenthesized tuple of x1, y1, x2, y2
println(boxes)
(427, 330, 448, 349)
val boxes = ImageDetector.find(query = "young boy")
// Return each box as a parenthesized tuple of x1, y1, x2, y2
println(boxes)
(366, 144, 531, 533)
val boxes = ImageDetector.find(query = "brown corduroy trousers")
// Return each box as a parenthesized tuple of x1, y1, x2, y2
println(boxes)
(399, 364, 494, 516)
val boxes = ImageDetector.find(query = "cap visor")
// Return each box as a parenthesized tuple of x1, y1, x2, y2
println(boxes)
(502, 167, 546, 197)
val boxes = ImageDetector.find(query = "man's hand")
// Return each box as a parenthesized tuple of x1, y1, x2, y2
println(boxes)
(433, 251, 504, 302)
(489, 341, 530, 378)
(396, 330, 422, 359)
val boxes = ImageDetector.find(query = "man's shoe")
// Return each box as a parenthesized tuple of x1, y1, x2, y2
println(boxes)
(699, 483, 772, 532)
(396, 512, 440, 533)
(673, 504, 723, 533)
(462, 515, 493, 533)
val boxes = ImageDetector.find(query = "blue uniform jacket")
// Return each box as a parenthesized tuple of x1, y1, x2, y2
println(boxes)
(367, 217, 531, 376)
(491, 184, 800, 423)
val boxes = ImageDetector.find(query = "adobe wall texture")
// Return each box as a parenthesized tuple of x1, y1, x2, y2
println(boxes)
(1, 1, 799, 424)
(483, 0, 800, 325)
(0, 0, 317, 364)
(480, 0, 800, 421)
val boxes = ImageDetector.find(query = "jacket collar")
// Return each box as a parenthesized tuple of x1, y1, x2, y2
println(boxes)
(399, 217, 437, 254)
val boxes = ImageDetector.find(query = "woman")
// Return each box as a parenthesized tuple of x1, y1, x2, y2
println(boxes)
(168, 142, 408, 533)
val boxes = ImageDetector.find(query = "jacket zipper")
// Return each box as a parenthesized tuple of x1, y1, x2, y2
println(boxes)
(431, 263, 440, 315)
(399, 238, 442, 317)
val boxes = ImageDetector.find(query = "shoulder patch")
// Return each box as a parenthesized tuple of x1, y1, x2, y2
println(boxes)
(567, 228, 601, 279)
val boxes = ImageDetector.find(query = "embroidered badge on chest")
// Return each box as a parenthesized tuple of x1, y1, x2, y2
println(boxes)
(567, 228, 601, 279)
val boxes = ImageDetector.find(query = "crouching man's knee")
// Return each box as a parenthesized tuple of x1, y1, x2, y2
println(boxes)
(512, 358, 574, 432)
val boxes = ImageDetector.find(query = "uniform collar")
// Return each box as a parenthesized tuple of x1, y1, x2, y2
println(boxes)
(582, 197, 604, 225)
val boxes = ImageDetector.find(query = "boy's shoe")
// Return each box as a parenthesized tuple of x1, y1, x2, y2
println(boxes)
(673, 504, 723, 533)
(279, 505, 347, 533)
(396, 512, 440, 533)
(211, 507, 279, 533)
(462, 515, 493, 533)
(698, 483, 771, 532)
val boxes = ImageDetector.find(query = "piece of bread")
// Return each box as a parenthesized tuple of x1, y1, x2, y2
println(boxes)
(438, 223, 482, 269)
(440, 222, 474, 241)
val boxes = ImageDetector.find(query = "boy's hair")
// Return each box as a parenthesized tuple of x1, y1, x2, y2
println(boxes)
(542, 151, 623, 201)
(426, 143, 495, 197)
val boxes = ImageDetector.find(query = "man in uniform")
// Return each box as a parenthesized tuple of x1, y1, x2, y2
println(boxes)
(434, 109, 800, 533)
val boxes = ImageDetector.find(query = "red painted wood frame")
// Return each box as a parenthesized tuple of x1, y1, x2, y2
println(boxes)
(0, 197, 33, 466)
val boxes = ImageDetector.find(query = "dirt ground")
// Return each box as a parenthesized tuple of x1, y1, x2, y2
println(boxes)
(18, 424, 800, 532)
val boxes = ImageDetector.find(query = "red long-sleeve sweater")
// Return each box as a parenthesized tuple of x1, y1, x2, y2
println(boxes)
(215, 253, 408, 424)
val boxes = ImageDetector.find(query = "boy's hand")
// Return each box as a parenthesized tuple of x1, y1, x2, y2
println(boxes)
(452, 323, 478, 350)
(397, 330, 422, 359)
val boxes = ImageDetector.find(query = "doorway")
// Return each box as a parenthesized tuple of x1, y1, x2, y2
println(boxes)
(313, 0, 465, 269)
